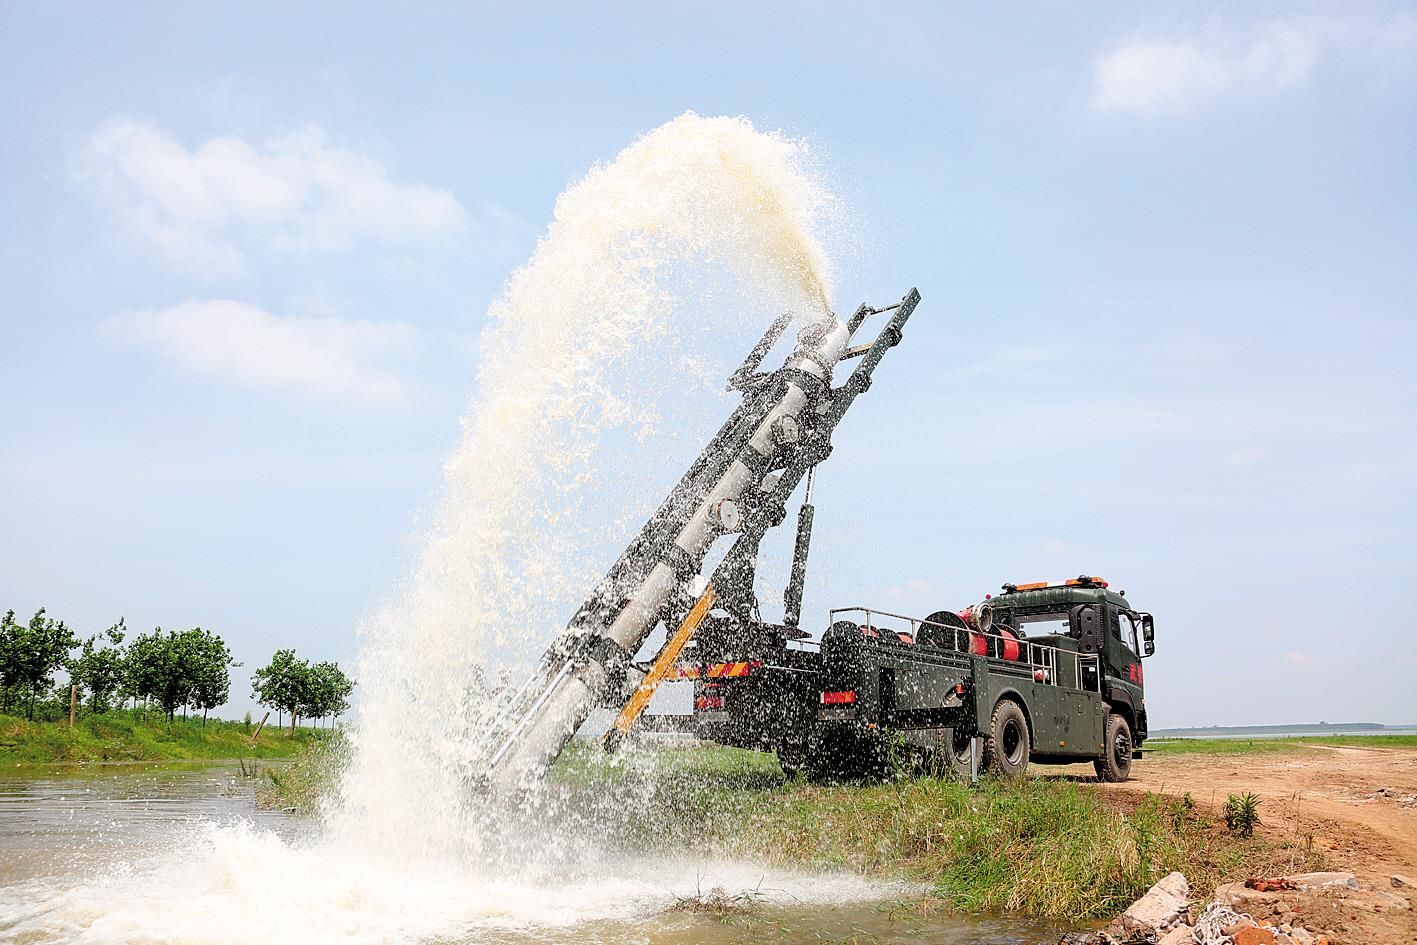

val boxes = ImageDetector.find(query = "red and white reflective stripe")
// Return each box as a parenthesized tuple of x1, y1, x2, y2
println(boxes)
(673, 660, 760, 680)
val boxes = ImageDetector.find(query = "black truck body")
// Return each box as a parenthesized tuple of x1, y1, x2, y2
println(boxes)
(679, 576, 1155, 781)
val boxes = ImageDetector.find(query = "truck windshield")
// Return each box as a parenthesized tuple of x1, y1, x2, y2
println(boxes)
(1016, 613, 1068, 637)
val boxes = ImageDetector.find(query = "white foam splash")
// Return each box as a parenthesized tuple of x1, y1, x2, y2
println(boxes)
(332, 112, 836, 858)
(1, 821, 894, 945)
(0, 113, 866, 945)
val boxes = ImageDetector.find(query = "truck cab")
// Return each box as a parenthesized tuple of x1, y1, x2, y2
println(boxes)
(989, 576, 1154, 751)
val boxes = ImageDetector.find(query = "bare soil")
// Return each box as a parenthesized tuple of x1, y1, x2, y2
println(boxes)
(1057, 745, 1417, 943)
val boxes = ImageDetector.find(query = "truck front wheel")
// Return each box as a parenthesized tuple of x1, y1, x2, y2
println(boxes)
(1094, 712, 1133, 782)
(985, 700, 1030, 778)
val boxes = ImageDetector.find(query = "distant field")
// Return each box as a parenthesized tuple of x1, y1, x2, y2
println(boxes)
(1146, 733, 1417, 755)
(0, 710, 325, 764)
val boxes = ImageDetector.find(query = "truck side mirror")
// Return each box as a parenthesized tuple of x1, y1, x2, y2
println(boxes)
(1070, 604, 1103, 654)
(1140, 613, 1155, 657)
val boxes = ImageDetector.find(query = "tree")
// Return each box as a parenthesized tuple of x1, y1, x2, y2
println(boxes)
(0, 609, 77, 719)
(68, 619, 128, 714)
(0, 611, 16, 714)
(125, 626, 226, 722)
(252, 649, 307, 733)
(189, 630, 238, 724)
(301, 661, 354, 727)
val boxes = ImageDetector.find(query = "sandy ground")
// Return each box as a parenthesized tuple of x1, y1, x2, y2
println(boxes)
(1119, 745, 1417, 878)
(1058, 745, 1417, 943)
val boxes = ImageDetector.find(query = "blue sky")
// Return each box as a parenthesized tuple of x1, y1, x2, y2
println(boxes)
(2, 3, 1414, 726)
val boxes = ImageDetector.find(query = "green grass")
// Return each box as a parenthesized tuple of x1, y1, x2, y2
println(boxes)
(1146, 733, 1417, 755)
(0, 709, 325, 765)
(257, 740, 1329, 920)
(255, 733, 345, 811)
(516, 744, 1330, 920)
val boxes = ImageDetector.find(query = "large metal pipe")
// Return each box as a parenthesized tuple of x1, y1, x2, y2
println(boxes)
(482, 314, 850, 794)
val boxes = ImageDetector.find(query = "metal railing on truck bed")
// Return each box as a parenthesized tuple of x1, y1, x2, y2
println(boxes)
(827, 606, 1103, 694)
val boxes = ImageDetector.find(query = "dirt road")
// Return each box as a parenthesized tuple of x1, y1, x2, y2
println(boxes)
(1061, 744, 1417, 943)
(1111, 745, 1417, 878)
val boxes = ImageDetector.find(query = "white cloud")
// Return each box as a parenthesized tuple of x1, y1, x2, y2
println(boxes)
(1284, 651, 1315, 665)
(1093, 12, 1417, 114)
(106, 299, 421, 402)
(77, 119, 468, 274)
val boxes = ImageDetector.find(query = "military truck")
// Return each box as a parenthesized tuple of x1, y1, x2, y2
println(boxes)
(478, 288, 1161, 793)
(680, 575, 1155, 782)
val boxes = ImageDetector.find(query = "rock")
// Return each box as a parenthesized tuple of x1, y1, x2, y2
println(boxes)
(1375, 890, 1411, 911)
(1233, 927, 1278, 945)
(1393, 873, 1417, 890)
(1121, 871, 1191, 935)
(1222, 917, 1259, 935)
(1216, 881, 1272, 907)
(1156, 925, 1195, 944)
(1285, 872, 1358, 891)
(1287, 929, 1316, 945)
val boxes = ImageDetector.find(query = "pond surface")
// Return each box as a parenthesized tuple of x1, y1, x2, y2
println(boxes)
(0, 764, 1060, 945)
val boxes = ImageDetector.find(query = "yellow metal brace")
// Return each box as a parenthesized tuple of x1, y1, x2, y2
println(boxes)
(604, 585, 717, 749)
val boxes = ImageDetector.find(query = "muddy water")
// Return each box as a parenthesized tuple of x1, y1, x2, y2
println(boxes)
(0, 764, 1060, 945)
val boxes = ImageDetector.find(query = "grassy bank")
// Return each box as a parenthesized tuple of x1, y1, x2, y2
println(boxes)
(0, 710, 325, 764)
(255, 733, 344, 810)
(1146, 733, 1417, 755)
(263, 740, 1323, 921)
(555, 744, 1322, 921)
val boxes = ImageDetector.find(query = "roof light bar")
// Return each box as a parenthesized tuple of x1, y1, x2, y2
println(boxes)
(1003, 575, 1109, 593)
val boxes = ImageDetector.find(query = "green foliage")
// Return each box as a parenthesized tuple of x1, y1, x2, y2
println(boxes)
(251, 648, 302, 725)
(67, 620, 128, 714)
(252, 650, 354, 731)
(127, 626, 238, 721)
(188, 630, 238, 723)
(541, 745, 1322, 921)
(0, 609, 78, 719)
(1224, 792, 1262, 838)
(255, 731, 346, 813)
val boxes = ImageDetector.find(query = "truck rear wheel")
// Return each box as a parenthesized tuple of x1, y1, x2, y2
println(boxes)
(945, 726, 974, 776)
(985, 700, 1030, 778)
(1094, 712, 1133, 782)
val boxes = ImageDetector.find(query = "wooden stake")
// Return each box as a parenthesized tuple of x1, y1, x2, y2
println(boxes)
(69, 685, 77, 729)
(248, 710, 270, 746)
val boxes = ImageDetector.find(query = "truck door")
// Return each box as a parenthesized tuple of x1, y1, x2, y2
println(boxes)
(1109, 609, 1145, 701)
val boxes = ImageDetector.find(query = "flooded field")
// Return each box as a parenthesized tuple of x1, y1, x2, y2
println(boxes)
(0, 763, 1060, 945)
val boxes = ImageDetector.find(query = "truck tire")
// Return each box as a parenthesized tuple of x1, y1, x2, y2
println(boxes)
(944, 726, 975, 777)
(1094, 712, 1133, 782)
(985, 699, 1030, 778)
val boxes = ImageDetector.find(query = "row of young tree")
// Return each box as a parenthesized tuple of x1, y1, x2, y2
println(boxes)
(250, 649, 354, 732)
(0, 608, 352, 728)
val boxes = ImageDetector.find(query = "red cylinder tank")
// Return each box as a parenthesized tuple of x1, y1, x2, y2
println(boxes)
(969, 628, 1021, 661)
